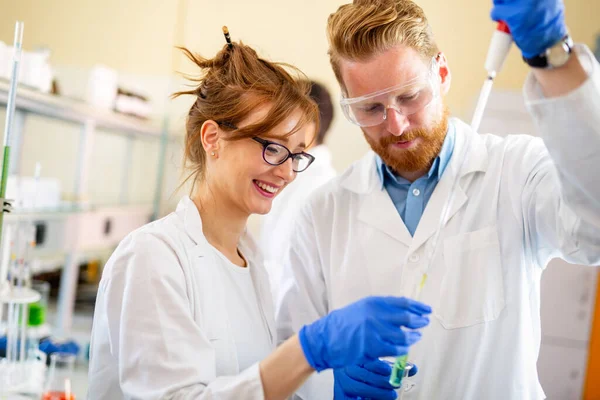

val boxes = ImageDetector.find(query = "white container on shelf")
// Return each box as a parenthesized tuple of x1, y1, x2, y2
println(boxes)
(53, 65, 118, 109)
(6, 175, 62, 210)
(87, 65, 118, 109)
(64, 205, 152, 251)
(20, 48, 53, 93)
(0, 44, 53, 93)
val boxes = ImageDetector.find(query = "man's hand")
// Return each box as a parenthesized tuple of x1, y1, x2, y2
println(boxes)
(491, 0, 567, 59)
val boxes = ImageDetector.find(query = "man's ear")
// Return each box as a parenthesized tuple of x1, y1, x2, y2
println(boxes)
(436, 52, 451, 96)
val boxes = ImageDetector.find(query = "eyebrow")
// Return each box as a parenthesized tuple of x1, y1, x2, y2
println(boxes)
(268, 137, 306, 151)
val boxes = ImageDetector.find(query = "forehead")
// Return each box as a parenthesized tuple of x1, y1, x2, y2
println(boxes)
(240, 103, 312, 148)
(241, 103, 302, 133)
(340, 45, 430, 99)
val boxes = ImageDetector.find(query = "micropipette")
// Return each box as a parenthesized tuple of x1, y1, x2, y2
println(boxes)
(389, 21, 513, 390)
(472, 21, 513, 131)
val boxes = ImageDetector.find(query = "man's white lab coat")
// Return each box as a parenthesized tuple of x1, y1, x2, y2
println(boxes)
(276, 45, 600, 400)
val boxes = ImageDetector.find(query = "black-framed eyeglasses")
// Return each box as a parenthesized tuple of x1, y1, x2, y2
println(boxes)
(252, 137, 315, 172)
(218, 121, 315, 172)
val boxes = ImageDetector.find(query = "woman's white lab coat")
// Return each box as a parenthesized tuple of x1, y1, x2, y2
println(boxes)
(276, 45, 600, 400)
(88, 196, 275, 399)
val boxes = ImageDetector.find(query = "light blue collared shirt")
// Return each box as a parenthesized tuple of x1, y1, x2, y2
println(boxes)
(375, 123, 456, 236)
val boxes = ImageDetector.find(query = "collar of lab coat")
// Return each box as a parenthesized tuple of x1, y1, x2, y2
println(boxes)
(175, 195, 276, 343)
(176, 195, 257, 257)
(178, 195, 205, 244)
(339, 118, 489, 251)
(340, 118, 488, 195)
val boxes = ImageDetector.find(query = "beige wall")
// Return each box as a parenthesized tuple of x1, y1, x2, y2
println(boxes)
(1, 0, 599, 188)
(3, 0, 598, 108)
(0, 0, 180, 75)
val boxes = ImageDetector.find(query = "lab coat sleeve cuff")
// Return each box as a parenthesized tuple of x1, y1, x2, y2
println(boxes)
(520, 43, 600, 234)
(522, 44, 600, 155)
(237, 363, 266, 399)
(523, 44, 598, 105)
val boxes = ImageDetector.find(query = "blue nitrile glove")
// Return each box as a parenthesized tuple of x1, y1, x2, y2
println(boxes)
(298, 296, 431, 372)
(333, 360, 419, 400)
(491, 0, 568, 59)
(38, 338, 80, 357)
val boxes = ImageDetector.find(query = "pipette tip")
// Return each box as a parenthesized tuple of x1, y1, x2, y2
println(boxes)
(14, 22, 24, 48)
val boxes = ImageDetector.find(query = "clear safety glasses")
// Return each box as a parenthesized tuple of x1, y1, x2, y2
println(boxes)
(340, 57, 441, 127)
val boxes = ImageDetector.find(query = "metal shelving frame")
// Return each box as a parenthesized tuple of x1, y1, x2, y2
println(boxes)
(0, 79, 169, 334)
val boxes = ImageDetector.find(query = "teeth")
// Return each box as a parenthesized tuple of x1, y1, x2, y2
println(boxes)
(256, 181, 279, 194)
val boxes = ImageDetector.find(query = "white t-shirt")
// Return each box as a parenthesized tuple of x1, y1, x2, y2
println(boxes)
(213, 250, 273, 371)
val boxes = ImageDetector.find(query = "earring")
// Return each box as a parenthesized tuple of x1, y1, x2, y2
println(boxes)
(211, 152, 215, 156)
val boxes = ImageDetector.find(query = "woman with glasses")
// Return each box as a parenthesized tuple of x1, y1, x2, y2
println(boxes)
(87, 30, 431, 400)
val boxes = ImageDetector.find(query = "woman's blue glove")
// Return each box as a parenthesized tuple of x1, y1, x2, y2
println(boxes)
(333, 360, 418, 400)
(298, 296, 431, 372)
(491, 0, 568, 58)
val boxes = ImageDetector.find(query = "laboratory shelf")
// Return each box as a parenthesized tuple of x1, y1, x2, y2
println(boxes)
(0, 79, 161, 138)
(4, 202, 154, 217)
(0, 73, 170, 335)
(4, 203, 153, 254)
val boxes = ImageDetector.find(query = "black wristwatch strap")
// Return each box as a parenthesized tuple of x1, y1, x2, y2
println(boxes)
(523, 35, 573, 69)
(523, 53, 552, 68)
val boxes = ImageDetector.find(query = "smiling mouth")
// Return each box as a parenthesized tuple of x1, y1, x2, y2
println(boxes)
(253, 180, 280, 197)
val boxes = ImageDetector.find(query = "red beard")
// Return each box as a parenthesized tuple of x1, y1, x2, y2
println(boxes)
(365, 107, 450, 174)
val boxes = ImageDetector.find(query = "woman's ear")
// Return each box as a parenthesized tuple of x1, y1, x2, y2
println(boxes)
(201, 120, 220, 157)
(436, 52, 452, 96)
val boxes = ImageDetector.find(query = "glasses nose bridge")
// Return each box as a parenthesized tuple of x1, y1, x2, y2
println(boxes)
(383, 103, 403, 121)
(381, 87, 403, 119)
(274, 155, 296, 179)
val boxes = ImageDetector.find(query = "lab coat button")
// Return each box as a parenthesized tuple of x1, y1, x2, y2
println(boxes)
(409, 254, 420, 262)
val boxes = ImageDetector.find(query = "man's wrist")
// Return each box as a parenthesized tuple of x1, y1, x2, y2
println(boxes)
(523, 34, 573, 69)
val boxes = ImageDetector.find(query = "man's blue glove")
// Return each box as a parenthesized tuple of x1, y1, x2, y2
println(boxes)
(298, 296, 431, 371)
(333, 360, 418, 400)
(491, 0, 568, 59)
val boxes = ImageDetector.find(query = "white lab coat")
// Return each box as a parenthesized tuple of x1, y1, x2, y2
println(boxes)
(260, 145, 337, 301)
(277, 44, 600, 400)
(88, 196, 275, 400)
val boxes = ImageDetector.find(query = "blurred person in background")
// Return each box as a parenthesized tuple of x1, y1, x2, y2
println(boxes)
(260, 80, 337, 301)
